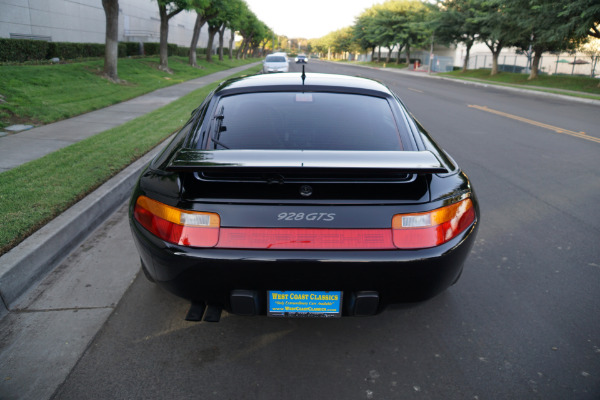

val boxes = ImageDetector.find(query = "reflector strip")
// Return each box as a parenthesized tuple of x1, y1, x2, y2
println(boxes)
(217, 228, 395, 250)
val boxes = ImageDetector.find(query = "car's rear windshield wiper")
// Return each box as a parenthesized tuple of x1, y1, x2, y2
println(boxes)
(211, 106, 229, 149)
(211, 137, 229, 149)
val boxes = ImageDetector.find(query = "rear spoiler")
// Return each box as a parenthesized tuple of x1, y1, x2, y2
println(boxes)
(165, 149, 448, 174)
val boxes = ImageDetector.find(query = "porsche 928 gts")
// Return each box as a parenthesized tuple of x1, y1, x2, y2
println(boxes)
(129, 72, 479, 322)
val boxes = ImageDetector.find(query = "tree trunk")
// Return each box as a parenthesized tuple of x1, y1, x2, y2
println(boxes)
(158, 5, 170, 72)
(485, 40, 503, 76)
(395, 44, 404, 64)
(377, 47, 381, 63)
(236, 38, 245, 59)
(218, 24, 226, 61)
(405, 44, 411, 65)
(370, 47, 375, 62)
(228, 28, 234, 59)
(385, 45, 394, 63)
(462, 43, 472, 72)
(243, 35, 253, 59)
(206, 25, 219, 62)
(528, 49, 542, 80)
(491, 50, 500, 75)
(157, 4, 183, 72)
(189, 12, 206, 67)
(102, 0, 119, 82)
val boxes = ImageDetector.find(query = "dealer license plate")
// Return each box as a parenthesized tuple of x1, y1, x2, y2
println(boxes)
(268, 290, 342, 318)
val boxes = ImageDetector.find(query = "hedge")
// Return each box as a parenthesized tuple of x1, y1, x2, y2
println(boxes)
(47, 41, 127, 59)
(0, 38, 49, 62)
(0, 37, 210, 62)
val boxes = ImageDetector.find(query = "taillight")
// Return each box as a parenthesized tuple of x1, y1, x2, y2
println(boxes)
(392, 198, 475, 249)
(134, 196, 475, 250)
(133, 196, 220, 247)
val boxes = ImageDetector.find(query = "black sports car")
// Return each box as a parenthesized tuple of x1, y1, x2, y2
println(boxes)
(129, 72, 479, 322)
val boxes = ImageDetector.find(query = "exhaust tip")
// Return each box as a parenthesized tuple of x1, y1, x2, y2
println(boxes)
(185, 302, 206, 321)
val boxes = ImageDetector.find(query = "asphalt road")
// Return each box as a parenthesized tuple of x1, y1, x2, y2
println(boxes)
(53, 61, 600, 399)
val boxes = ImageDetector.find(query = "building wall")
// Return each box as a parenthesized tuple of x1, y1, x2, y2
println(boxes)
(0, 0, 229, 48)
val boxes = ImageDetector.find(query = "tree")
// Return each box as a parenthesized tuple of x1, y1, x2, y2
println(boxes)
(559, 0, 600, 40)
(214, 0, 244, 61)
(474, 0, 520, 75)
(434, 0, 481, 72)
(353, 7, 380, 61)
(507, 0, 582, 80)
(559, 0, 600, 86)
(352, 1, 431, 65)
(391, 0, 431, 65)
(102, 0, 119, 81)
(228, 28, 235, 59)
(157, 0, 190, 72)
(188, 0, 214, 67)
(236, 10, 259, 59)
(206, 21, 220, 62)
(580, 39, 600, 78)
(373, 3, 402, 63)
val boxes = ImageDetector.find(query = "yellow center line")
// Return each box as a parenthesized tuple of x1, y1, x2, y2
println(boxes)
(468, 104, 599, 144)
(408, 88, 424, 93)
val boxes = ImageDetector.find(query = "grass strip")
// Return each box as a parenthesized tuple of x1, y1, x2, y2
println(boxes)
(440, 69, 600, 100)
(0, 56, 258, 129)
(0, 64, 262, 256)
(339, 60, 409, 70)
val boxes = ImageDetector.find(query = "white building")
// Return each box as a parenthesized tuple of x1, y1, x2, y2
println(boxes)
(0, 0, 229, 49)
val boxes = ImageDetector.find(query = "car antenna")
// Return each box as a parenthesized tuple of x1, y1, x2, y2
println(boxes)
(301, 64, 306, 84)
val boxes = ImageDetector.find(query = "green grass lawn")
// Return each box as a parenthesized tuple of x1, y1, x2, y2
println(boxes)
(440, 69, 600, 99)
(0, 56, 258, 129)
(0, 63, 263, 256)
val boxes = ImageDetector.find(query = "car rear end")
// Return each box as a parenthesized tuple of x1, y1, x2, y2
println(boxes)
(129, 74, 479, 320)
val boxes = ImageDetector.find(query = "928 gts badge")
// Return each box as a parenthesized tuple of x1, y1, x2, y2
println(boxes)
(277, 212, 335, 222)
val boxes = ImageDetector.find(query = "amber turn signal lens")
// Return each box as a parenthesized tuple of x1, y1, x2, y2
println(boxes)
(134, 196, 220, 247)
(392, 198, 475, 249)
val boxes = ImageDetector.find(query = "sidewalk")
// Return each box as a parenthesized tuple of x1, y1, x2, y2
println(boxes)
(0, 62, 259, 173)
(0, 62, 260, 316)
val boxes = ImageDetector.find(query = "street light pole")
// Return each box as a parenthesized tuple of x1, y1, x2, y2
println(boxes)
(428, 33, 434, 75)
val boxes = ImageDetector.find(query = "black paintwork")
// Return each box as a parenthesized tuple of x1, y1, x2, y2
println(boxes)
(129, 73, 480, 316)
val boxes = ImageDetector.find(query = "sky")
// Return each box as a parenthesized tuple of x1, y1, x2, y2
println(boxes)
(244, 0, 382, 39)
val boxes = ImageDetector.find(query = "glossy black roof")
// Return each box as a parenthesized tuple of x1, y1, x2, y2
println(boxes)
(216, 73, 394, 97)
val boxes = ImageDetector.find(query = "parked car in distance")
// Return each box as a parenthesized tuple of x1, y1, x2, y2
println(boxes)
(295, 54, 308, 63)
(262, 53, 289, 73)
(129, 72, 480, 322)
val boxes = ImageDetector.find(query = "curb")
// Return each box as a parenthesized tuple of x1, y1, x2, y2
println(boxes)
(335, 61, 600, 106)
(380, 66, 600, 107)
(0, 142, 165, 316)
(433, 75, 600, 107)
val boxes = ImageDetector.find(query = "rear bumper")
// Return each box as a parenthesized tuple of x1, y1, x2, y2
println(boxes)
(130, 218, 478, 316)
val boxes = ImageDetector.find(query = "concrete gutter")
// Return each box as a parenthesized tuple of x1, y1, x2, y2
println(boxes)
(0, 143, 164, 317)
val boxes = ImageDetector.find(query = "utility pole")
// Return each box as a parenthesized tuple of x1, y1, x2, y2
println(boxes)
(428, 33, 434, 75)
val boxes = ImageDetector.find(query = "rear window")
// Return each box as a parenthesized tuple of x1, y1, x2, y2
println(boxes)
(202, 92, 404, 151)
(265, 56, 286, 62)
